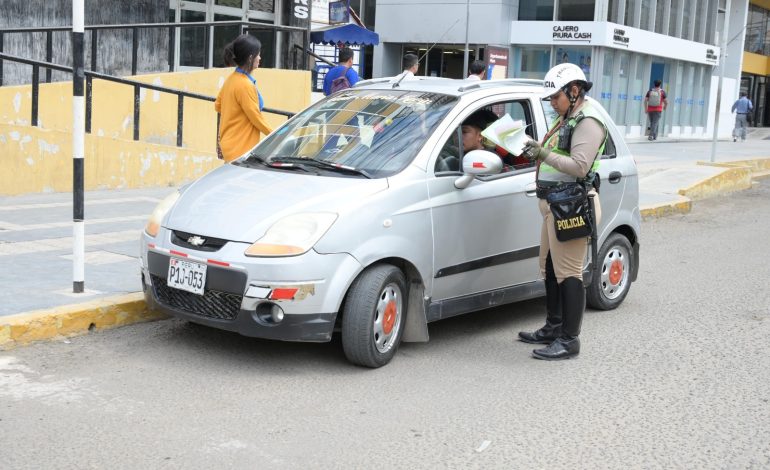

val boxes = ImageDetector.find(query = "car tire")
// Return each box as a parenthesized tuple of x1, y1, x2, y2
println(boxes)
(341, 264, 407, 368)
(587, 232, 634, 310)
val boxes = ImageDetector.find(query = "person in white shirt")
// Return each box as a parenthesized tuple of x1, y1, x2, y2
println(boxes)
(391, 53, 419, 84)
(467, 60, 486, 80)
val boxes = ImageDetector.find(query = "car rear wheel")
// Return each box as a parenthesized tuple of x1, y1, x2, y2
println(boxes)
(587, 232, 633, 310)
(342, 264, 407, 368)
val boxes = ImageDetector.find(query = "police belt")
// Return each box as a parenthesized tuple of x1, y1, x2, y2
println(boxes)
(536, 180, 590, 199)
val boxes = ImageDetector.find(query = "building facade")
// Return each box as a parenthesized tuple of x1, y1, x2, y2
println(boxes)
(373, 0, 750, 139)
(741, 0, 770, 126)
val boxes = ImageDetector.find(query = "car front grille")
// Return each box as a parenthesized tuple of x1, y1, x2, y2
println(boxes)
(150, 274, 242, 321)
(171, 230, 228, 252)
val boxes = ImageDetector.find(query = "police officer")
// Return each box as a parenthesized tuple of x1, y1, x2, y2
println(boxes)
(518, 63, 606, 360)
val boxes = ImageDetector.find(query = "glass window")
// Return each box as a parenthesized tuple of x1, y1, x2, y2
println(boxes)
(519, 46, 551, 79)
(213, 14, 242, 68)
(655, 0, 666, 34)
(519, 0, 555, 20)
(558, 0, 595, 21)
(216, 0, 242, 7)
(628, 55, 643, 127)
(180, 10, 206, 67)
(668, 0, 681, 37)
(555, 47, 592, 81)
(745, 5, 768, 55)
(600, 50, 614, 112)
(248, 21, 276, 69)
(246, 90, 458, 179)
(682, 2, 692, 40)
(249, 0, 274, 13)
(436, 100, 537, 175)
(615, 52, 630, 124)
(607, 0, 618, 22)
(641, 0, 652, 30)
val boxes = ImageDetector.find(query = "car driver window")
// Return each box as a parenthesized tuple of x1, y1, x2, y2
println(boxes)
(434, 100, 536, 176)
(601, 133, 617, 159)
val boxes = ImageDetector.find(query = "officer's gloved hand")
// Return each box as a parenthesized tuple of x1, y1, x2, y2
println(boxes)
(521, 138, 550, 161)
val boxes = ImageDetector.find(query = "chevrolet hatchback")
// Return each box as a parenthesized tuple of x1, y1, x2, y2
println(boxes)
(140, 78, 640, 368)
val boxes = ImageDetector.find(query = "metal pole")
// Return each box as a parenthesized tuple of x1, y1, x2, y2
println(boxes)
(72, 0, 86, 293)
(710, 0, 731, 163)
(463, 0, 470, 78)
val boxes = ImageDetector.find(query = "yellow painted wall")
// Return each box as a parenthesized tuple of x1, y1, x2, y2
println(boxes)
(0, 67, 309, 152)
(0, 124, 223, 195)
(0, 68, 310, 195)
(751, 0, 770, 12)
(743, 51, 770, 75)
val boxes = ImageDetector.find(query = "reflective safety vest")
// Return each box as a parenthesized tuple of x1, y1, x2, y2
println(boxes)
(538, 102, 607, 185)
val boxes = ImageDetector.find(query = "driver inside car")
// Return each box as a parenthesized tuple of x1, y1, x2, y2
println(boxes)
(436, 109, 530, 172)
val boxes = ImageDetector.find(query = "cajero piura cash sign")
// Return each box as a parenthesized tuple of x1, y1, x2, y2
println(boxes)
(552, 25, 592, 41)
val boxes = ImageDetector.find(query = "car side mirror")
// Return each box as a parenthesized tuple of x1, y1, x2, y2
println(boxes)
(454, 149, 503, 189)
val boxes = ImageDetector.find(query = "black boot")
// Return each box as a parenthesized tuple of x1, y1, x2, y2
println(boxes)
(519, 254, 562, 344)
(532, 277, 584, 360)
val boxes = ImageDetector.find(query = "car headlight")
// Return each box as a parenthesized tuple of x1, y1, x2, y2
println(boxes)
(245, 212, 338, 257)
(144, 191, 180, 237)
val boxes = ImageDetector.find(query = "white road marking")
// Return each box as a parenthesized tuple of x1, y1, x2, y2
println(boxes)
(0, 196, 161, 212)
(60, 250, 136, 265)
(0, 230, 140, 256)
(0, 215, 147, 232)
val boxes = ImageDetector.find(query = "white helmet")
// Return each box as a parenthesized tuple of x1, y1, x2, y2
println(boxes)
(541, 63, 592, 99)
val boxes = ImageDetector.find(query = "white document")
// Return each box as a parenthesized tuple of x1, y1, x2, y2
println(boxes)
(481, 114, 528, 155)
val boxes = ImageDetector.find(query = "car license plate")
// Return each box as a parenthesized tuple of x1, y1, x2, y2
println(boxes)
(167, 257, 207, 296)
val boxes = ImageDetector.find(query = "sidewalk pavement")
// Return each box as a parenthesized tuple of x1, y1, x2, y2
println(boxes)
(2, 131, 769, 349)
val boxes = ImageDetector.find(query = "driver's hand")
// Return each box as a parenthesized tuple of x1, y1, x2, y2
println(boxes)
(522, 138, 549, 161)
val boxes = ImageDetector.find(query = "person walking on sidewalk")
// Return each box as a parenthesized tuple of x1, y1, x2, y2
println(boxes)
(644, 79, 667, 141)
(215, 34, 273, 163)
(323, 47, 359, 96)
(518, 63, 606, 361)
(731, 92, 753, 142)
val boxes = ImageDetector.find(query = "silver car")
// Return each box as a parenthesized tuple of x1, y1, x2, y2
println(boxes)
(140, 78, 640, 368)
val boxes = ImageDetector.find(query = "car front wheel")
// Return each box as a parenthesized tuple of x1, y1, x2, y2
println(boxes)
(341, 264, 407, 368)
(587, 232, 634, 310)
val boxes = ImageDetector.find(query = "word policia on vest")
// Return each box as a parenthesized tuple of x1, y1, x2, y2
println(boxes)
(556, 215, 588, 231)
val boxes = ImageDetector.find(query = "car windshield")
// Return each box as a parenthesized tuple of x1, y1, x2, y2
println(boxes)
(246, 89, 458, 178)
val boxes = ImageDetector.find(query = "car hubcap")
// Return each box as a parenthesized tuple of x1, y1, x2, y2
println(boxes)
(373, 283, 402, 353)
(601, 245, 630, 300)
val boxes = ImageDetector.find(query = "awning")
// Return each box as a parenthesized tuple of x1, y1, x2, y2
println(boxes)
(310, 24, 379, 46)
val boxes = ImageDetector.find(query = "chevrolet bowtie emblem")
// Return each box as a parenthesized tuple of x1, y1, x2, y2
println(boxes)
(187, 235, 206, 246)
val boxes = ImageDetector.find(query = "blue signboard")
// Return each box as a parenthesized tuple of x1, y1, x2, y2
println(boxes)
(329, 1, 350, 24)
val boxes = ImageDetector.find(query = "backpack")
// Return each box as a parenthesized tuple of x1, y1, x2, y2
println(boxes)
(648, 88, 662, 107)
(330, 66, 352, 94)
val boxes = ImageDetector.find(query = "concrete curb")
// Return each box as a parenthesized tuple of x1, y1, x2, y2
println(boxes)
(0, 293, 164, 350)
(640, 157, 770, 220)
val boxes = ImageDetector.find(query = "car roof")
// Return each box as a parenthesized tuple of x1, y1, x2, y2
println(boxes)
(353, 76, 545, 97)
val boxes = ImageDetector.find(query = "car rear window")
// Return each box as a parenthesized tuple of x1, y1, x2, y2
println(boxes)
(248, 90, 458, 178)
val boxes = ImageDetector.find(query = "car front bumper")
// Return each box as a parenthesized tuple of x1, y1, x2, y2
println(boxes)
(140, 230, 362, 342)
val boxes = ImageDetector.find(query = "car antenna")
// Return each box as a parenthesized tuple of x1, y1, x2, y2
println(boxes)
(393, 18, 461, 89)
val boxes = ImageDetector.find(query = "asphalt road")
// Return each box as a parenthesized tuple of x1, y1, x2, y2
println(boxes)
(2, 181, 769, 469)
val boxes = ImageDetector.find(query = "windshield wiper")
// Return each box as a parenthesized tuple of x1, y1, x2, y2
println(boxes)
(235, 153, 271, 168)
(270, 157, 372, 179)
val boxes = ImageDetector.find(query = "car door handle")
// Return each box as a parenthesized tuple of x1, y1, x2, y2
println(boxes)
(525, 182, 537, 197)
(608, 171, 622, 184)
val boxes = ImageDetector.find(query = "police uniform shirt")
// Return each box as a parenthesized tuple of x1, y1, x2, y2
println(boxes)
(542, 101, 605, 179)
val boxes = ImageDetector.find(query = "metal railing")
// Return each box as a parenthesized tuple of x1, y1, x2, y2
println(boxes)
(0, 21, 311, 86)
(0, 52, 294, 148)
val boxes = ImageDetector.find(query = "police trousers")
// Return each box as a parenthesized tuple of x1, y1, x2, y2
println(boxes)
(538, 189, 602, 282)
